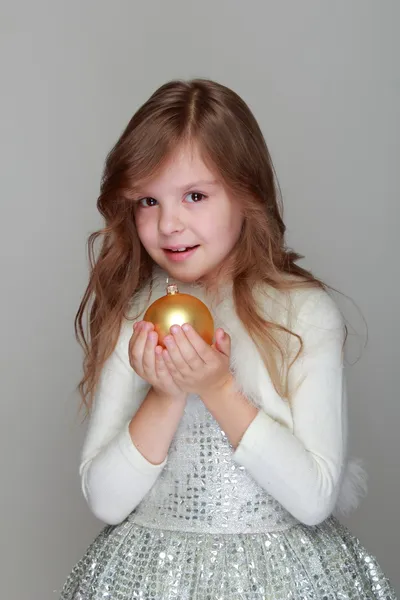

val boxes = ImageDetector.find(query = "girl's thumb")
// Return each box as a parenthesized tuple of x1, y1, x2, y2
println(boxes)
(215, 329, 231, 356)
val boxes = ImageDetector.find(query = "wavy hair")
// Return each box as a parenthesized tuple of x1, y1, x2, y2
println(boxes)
(75, 79, 337, 413)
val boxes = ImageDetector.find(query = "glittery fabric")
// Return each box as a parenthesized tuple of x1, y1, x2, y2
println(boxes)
(60, 396, 396, 599)
(131, 396, 298, 535)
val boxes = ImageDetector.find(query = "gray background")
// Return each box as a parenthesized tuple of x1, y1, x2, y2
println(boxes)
(1, 1, 399, 598)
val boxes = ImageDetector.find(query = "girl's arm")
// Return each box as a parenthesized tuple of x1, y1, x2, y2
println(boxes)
(201, 289, 347, 526)
(79, 322, 184, 525)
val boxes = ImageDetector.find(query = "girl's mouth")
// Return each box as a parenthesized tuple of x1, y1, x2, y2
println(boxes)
(163, 245, 200, 261)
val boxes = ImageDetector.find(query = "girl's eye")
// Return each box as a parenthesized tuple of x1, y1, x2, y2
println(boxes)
(185, 192, 206, 203)
(137, 197, 158, 208)
(136, 193, 205, 207)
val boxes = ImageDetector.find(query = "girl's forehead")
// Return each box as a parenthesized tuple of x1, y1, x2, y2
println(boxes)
(139, 144, 220, 192)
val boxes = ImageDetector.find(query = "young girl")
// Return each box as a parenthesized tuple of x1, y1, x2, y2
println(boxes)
(60, 79, 396, 599)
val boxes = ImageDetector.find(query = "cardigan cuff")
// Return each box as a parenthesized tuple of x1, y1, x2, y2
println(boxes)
(232, 409, 277, 466)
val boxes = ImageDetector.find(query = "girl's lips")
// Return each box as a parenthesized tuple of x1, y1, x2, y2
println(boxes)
(162, 245, 199, 262)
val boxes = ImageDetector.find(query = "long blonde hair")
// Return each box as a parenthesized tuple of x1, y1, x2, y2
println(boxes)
(75, 79, 331, 413)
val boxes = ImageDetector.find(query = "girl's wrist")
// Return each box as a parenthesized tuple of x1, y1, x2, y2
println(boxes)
(151, 386, 187, 405)
(200, 373, 235, 402)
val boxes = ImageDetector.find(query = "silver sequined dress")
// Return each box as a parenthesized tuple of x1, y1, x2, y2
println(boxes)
(60, 394, 396, 599)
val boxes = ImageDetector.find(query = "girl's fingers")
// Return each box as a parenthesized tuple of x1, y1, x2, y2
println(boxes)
(170, 326, 204, 370)
(155, 345, 168, 377)
(142, 329, 158, 373)
(181, 323, 214, 363)
(132, 320, 145, 337)
(130, 322, 153, 367)
(129, 322, 143, 367)
(163, 334, 191, 372)
(162, 348, 180, 378)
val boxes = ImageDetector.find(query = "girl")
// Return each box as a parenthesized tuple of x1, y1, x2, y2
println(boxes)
(60, 79, 396, 599)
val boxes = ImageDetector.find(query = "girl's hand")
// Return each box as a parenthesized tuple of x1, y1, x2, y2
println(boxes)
(161, 324, 233, 396)
(129, 321, 186, 400)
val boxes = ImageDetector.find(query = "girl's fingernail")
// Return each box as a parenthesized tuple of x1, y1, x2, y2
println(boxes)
(182, 323, 190, 332)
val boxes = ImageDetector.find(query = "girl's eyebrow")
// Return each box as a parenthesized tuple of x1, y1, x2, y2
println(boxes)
(179, 179, 219, 190)
(133, 179, 220, 198)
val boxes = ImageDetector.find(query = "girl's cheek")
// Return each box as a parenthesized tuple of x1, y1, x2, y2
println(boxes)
(136, 219, 158, 246)
(135, 210, 150, 229)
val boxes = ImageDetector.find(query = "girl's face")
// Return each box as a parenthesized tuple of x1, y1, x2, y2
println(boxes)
(134, 145, 244, 284)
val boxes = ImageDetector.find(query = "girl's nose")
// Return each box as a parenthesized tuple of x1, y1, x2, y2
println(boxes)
(158, 207, 185, 236)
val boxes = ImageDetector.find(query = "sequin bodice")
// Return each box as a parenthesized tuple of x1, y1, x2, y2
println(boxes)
(129, 395, 298, 534)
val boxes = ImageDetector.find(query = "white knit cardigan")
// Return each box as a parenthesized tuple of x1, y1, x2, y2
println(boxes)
(80, 270, 367, 526)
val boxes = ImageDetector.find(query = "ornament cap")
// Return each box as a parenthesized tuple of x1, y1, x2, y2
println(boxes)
(166, 283, 179, 296)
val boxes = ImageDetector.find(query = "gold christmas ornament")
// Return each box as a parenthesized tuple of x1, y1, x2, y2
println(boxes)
(144, 282, 214, 348)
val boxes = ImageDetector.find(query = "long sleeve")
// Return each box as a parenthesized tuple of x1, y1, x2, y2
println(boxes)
(79, 321, 167, 525)
(232, 289, 347, 526)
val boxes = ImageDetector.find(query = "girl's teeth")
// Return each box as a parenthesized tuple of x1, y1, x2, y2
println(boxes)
(167, 245, 198, 253)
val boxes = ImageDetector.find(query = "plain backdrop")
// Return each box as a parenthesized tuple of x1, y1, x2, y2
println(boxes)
(1, 1, 399, 598)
